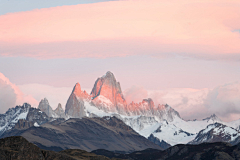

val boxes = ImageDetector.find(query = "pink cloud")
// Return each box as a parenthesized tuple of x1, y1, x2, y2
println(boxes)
(124, 84, 240, 122)
(0, 72, 38, 113)
(123, 85, 148, 103)
(0, 0, 240, 59)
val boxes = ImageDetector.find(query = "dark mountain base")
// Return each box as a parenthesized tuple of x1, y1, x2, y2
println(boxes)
(0, 136, 116, 160)
(93, 142, 240, 160)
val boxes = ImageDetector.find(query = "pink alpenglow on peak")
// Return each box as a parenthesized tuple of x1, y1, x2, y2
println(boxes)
(65, 72, 181, 122)
(90, 71, 128, 114)
(65, 83, 90, 118)
(72, 83, 81, 97)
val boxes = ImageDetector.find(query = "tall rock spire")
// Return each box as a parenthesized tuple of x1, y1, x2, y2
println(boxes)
(65, 83, 86, 118)
(90, 71, 127, 113)
(54, 103, 65, 118)
(38, 98, 54, 117)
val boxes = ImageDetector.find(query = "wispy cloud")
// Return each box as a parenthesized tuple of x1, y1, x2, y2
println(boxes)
(0, 0, 239, 60)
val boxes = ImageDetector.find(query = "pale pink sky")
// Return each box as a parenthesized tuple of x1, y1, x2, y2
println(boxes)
(0, 0, 240, 121)
(0, 0, 240, 59)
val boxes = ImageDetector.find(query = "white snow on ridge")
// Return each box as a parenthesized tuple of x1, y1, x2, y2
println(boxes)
(34, 122, 40, 127)
(82, 98, 230, 146)
(84, 100, 112, 117)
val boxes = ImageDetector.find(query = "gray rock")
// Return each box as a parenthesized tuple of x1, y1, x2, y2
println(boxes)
(38, 98, 55, 118)
(54, 103, 65, 118)
(65, 83, 86, 118)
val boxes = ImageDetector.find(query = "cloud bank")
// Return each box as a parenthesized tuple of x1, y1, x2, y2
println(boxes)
(0, 0, 240, 60)
(0, 73, 38, 113)
(124, 83, 240, 122)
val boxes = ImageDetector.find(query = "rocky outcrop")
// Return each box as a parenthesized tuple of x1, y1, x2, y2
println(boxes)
(54, 103, 65, 118)
(148, 134, 171, 149)
(13, 119, 34, 130)
(38, 98, 56, 118)
(26, 107, 50, 125)
(65, 83, 90, 118)
(202, 114, 222, 123)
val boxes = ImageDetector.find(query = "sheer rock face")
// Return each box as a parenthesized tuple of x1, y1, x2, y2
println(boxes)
(91, 71, 127, 114)
(38, 98, 55, 118)
(65, 83, 89, 118)
(54, 103, 65, 118)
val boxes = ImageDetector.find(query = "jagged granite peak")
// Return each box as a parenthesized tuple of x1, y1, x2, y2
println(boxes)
(90, 71, 127, 114)
(0, 103, 50, 136)
(54, 103, 65, 118)
(202, 114, 222, 122)
(38, 98, 55, 118)
(72, 82, 82, 97)
(189, 122, 240, 145)
(127, 100, 181, 122)
(65, 83, 87, 118)
(0, 103, 30, 136)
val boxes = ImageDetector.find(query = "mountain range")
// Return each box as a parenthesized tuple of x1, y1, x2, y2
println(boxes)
(0, 71, 240, 151)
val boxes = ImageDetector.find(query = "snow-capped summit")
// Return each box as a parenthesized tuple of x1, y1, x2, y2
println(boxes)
(202, 114, 222, 123)
(0, 103, 49, 136)
(189, 122, 240, 145)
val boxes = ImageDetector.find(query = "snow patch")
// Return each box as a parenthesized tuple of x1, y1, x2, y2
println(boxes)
(34, 122, 40, 127)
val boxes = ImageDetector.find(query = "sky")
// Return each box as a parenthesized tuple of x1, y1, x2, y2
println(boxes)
(0, 0, 240, 122)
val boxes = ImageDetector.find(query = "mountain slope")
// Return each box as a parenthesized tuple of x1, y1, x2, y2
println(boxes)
(0, 116, 162, 152)
(0, 136, 112, 160)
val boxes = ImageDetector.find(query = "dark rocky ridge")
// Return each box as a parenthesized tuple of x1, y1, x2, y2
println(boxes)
(93, 142, 240, 160)
(0, 136, 114, 160)
(148, 134, 171, 149)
